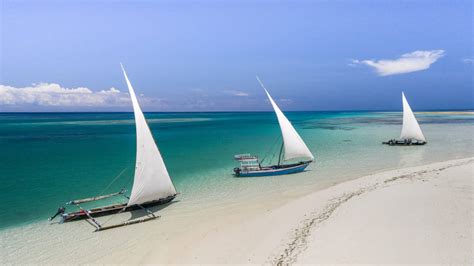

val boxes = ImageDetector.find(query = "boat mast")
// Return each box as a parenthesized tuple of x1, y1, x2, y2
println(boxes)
(277, 142, 284, 166)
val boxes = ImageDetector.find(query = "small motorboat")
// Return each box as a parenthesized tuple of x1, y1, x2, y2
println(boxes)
(233, 154, 311, 177)
(233, 77, 314, 177)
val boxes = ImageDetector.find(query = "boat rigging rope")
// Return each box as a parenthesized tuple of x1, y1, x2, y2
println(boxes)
(98, 167, 129, 196)
(260, 135, 281, 164)
(95, 167, 132, 227)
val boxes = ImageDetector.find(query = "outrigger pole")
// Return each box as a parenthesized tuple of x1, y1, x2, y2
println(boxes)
(75, 204, 103, 231)
(93, 195, 159, 232)
(67, 189, 126, 205)
(48, 189, 126, 222)
(95, 215, 159, 232)
(49, 189, 160, 232)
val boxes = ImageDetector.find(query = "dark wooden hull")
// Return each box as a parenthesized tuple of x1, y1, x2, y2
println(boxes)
(383, 140, 427, 146)
(62, 195, 175, 222)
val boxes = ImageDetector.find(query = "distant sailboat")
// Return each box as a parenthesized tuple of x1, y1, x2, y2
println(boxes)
(233, 77, 314, 177)
(383, 92, 427, 146)
(49, 64, 177, 231)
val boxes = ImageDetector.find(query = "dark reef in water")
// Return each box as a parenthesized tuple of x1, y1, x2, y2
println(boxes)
(298, 113, 474, 131)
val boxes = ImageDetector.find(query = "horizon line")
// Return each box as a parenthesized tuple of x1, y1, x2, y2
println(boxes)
(1, 108, 473, 114)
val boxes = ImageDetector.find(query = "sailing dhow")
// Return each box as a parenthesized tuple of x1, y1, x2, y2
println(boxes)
(49, 64, 177, 231)
(233, 77, 314, 177)
(383, 92, 427, 146)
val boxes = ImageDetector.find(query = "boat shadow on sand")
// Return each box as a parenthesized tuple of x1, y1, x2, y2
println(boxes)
(81, 200, 180, 230)
(128, 200, 179, 221)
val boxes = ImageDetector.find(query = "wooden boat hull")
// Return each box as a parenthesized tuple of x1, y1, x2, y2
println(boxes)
(234, 161, 311, 177)
(383, 140, 427, 146)
(62, 195, 176, 223)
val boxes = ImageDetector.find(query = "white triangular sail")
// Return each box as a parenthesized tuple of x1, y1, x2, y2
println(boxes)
(121, 64, 176, 207)
(257, 77, 314, 161)
(400, 92, 426, 142)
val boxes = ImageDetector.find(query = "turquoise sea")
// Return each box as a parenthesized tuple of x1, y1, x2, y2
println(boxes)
(0, 111, 473, 231)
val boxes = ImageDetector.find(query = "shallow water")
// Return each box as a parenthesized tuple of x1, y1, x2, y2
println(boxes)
(0, 111, 473, 231)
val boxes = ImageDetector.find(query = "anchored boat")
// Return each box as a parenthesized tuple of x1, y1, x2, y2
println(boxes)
(49, 64, 177, 231)
(233, 77, 314, 177)
(383, 92, 427, 146)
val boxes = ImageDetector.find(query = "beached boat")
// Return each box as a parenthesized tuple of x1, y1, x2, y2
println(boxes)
(383, 92, 427, 146)
(49, 64, 177, 231)
(233, 77, 314, 177)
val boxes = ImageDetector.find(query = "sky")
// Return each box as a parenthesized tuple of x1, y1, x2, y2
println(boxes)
(0, 0, 472, 112)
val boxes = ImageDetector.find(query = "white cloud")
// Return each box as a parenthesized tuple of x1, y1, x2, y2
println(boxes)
(0, 83, 131, 107)
(347, 59, 359, 67)
(352, 50, 445, 76)
(223, 90, 249, 97)
(462, 58, 473, 64)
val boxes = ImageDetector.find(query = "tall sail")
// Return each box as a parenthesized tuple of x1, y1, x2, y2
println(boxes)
(121, 64, 177, 206)
(257, 77, 314, 161)
(400, 92, 426, 142)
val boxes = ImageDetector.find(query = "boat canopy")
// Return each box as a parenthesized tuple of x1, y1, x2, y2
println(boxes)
(257, 77, 314, 162)
(234, 154, 258, 161)
(121, 64, 177, 207)
(400, 92, 426, 142)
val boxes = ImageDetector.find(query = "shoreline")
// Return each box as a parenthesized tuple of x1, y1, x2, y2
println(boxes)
(0, 154, 467, 232)
(271, 157, 473, 264)
(294, 158, 473, 264)
(142, 157, 472, 264)
(2, 157, 473, 264)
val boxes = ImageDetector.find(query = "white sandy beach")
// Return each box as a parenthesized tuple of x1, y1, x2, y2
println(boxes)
(147, 157, 473, 265)
(2, 157, 473, 264)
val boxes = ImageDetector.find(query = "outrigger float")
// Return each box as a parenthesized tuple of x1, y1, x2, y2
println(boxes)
(49, 64, 178, 231)
(233, 77, 314, 177)
(383, 92, 427, 146)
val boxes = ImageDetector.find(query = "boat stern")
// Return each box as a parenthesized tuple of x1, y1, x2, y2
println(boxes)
(233, 167, 242, 176)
